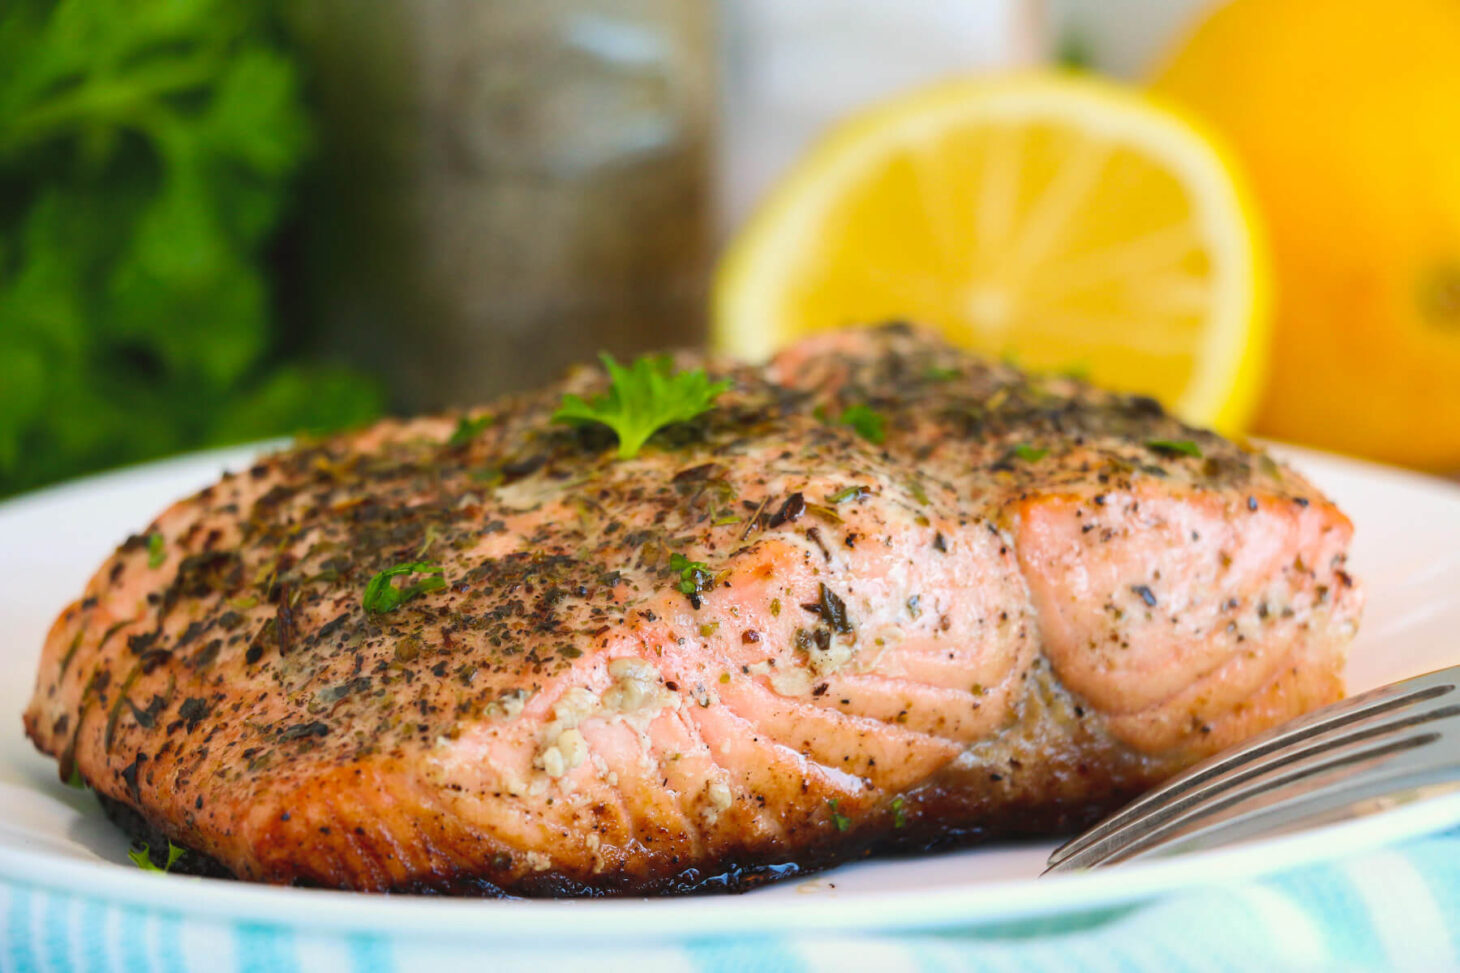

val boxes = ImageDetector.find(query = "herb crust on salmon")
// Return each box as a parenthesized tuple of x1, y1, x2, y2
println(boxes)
(23, 325, 1362, 895)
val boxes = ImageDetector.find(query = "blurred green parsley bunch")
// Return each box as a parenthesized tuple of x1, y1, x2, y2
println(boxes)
(0, 0, 382, 498)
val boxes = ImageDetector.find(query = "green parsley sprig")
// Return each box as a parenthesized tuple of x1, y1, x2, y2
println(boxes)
(362, 562, 446, 614)
(0, 0, 383, 500)
(129, 840, 186, 873)
(553, 354, 731, 459)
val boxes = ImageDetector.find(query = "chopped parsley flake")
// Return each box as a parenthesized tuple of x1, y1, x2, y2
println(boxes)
(448, 413, 493, 446)
(129, 840, 185, 873)
(669, 552, 715, 599)
(146, 532, 166, 569)
(837, 404, 886, 445)
(1012, 444, 1048, 462)
(828, 798, 851, 832)
(827, 485, 869, 504)
(362, 561, 446, 614)
(553, 353, 731, 459)
(891, 795, 907, 828)
(924, 366, 961, 382)
(1147, 439, 1202, 458)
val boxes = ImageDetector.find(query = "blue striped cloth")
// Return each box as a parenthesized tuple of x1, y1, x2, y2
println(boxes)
(4, 831, 1458, 972)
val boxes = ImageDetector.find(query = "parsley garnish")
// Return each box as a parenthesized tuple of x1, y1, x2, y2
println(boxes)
(146, 532, 166, 569)
(837, 404, 886, 445)
(129, 840, 185, 873)
(0, 3, 382, 502)
(362, 562, 446, 614)
(891, 795, 907, 829)
(1147, 439, 1202, 459)
(1012, 444, 1048, 462)
(828, 798, 851, 832)
(924, 366, 961, 382)
(448, 413, 493, 446)
(669, 552, 714, 598)
(553, 354, 731, 459)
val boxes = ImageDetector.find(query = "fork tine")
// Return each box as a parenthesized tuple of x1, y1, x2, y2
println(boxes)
(1046, 726, 1460, 872)
(1072, 702, 1460, 866)
(1048, 689, 1460, 869)
(1047, 665, 1460, 870)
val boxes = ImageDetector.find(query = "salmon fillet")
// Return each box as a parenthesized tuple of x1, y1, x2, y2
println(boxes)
(23, 325, 1362, 895)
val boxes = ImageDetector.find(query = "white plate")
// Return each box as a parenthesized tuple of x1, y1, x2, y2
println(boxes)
(2, 444, 1459, 941)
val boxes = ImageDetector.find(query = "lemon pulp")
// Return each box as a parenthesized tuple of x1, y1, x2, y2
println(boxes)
(714, 74, 1269, 433)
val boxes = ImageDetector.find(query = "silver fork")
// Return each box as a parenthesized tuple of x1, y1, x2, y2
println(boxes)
(1044, 665, 1460, 873)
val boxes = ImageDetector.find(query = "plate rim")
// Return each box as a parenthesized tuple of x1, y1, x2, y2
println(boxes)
(2, 793, 1459, 940)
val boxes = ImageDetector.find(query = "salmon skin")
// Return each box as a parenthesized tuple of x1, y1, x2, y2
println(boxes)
(23, 324, 1362, 896)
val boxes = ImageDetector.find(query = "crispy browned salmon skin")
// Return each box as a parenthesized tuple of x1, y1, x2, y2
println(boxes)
(24, 325, 1361, 895)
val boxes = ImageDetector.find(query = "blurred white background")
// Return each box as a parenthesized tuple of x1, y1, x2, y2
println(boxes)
(716, 0, 1216, 231)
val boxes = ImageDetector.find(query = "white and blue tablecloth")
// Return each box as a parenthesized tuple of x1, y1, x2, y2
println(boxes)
(4, 831, 1458, 972)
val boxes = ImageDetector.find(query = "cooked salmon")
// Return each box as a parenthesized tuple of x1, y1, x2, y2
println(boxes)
(23, 324, 1362, 895)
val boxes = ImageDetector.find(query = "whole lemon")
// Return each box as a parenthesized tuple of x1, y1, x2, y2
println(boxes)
(1152, 0, 1460, 470)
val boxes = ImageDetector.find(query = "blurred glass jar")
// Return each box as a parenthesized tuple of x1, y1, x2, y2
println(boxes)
(298, 0, 715, 409)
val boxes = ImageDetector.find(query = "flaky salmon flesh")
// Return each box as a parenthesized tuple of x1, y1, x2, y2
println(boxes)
(24, 325, 1362, 896)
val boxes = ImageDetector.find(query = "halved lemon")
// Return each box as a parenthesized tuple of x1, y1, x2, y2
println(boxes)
(714, 73, 1270, 433)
